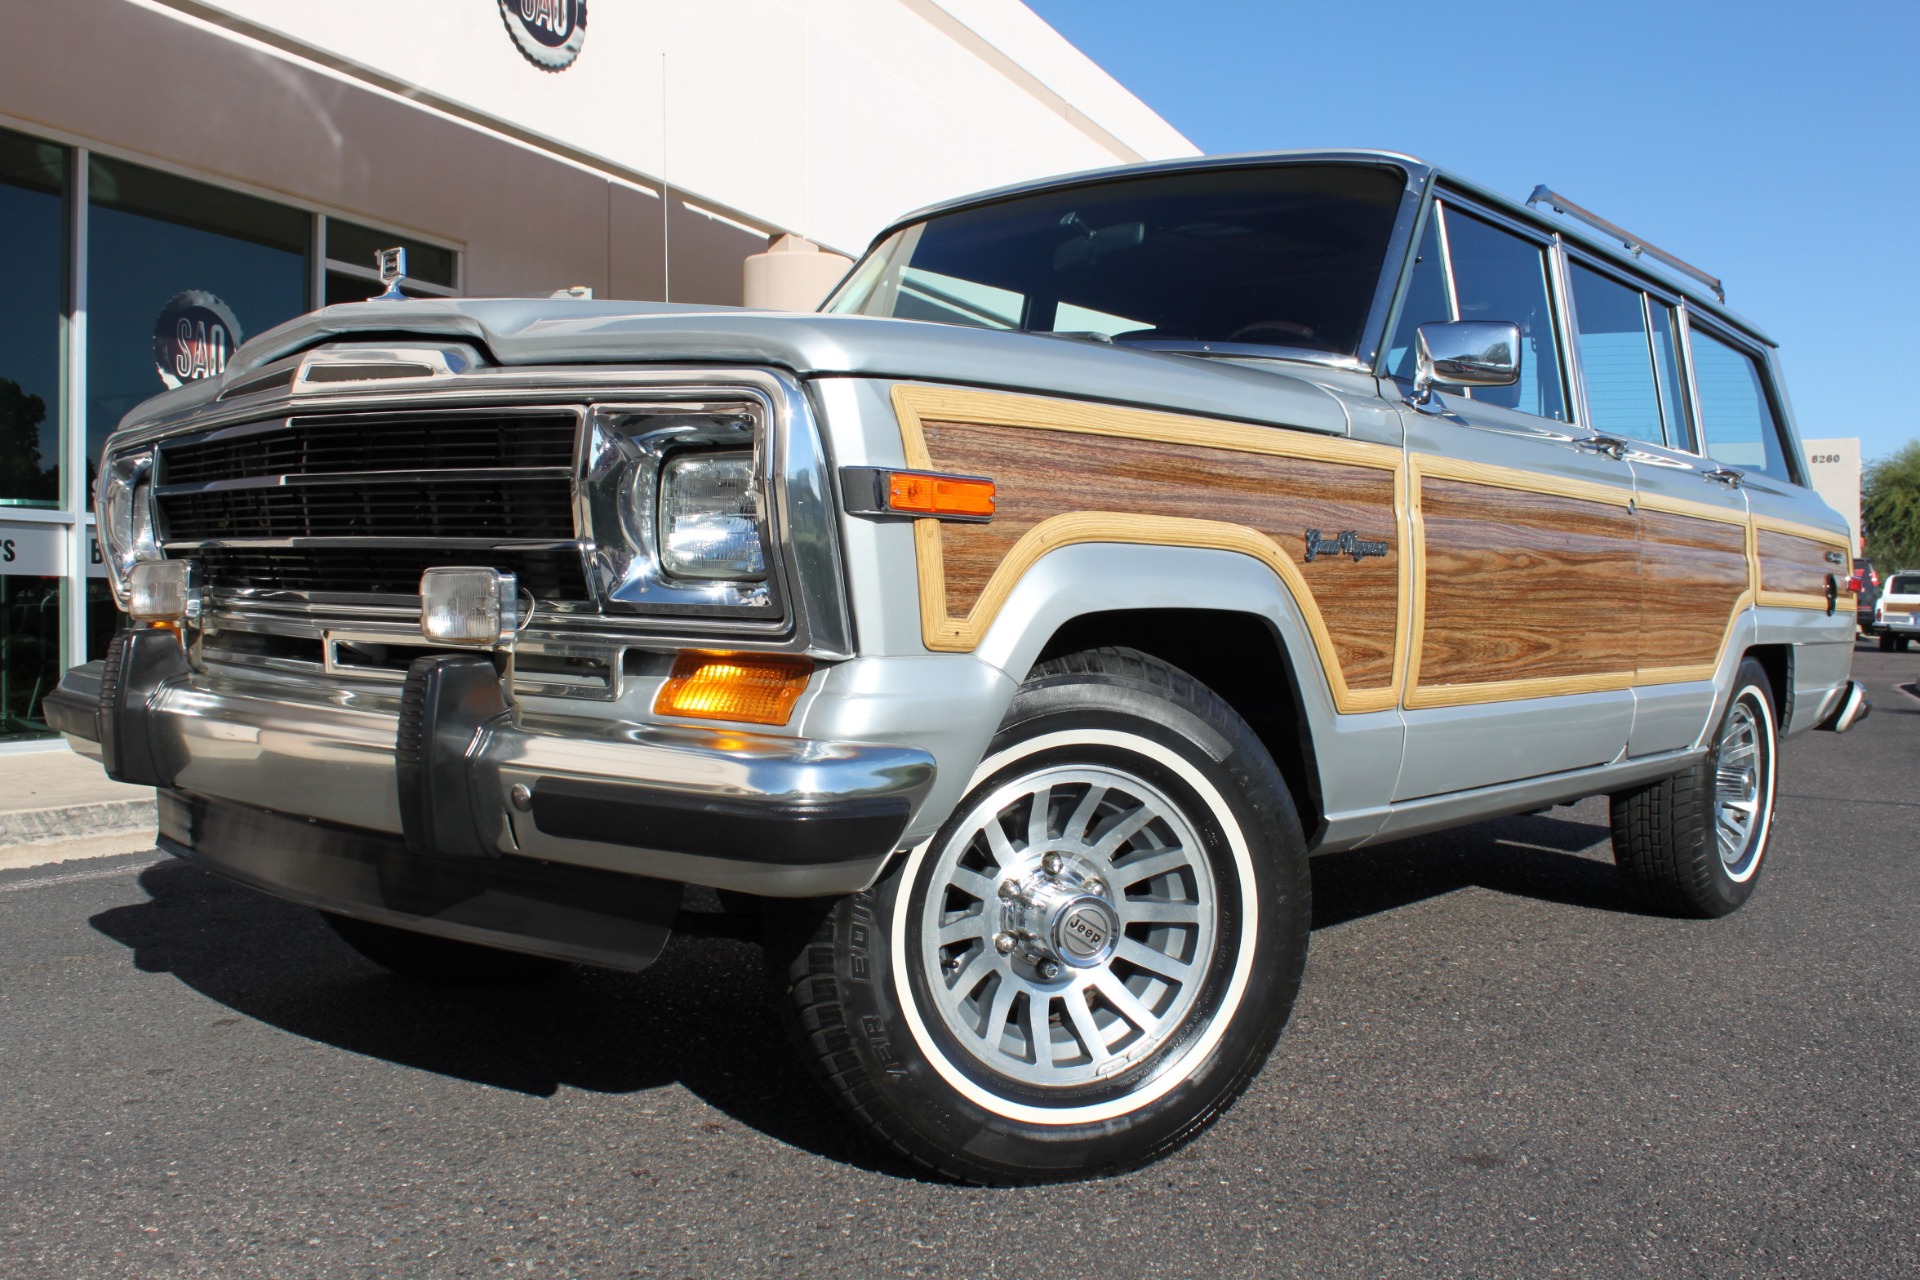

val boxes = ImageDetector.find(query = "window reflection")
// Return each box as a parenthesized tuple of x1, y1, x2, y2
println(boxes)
(1569, 263, 1664, 446)
(0, 129, 65, 509)
(85, 156, 308, 474)
(0, 576, 63, 740)
(1441, 209, 1567, 421)
(1691, 328, 1794, 483)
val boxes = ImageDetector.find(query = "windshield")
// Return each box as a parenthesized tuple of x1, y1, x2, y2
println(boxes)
(824, 164, 1405, 360)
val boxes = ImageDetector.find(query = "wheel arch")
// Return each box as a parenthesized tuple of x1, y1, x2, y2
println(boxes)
(970, 543, 1348, 846)
(1741, 643, 1793, 730)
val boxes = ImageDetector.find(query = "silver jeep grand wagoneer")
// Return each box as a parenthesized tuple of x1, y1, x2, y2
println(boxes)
(51, 151, 1868, 1184)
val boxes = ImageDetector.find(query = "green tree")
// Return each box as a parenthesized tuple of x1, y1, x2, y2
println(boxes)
(1863, 441, 1920, 571)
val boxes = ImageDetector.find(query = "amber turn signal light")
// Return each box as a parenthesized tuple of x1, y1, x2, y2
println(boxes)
(887, 471, 996, 519)
(653, 650, 814, 726)
(841, 466, 996, 522)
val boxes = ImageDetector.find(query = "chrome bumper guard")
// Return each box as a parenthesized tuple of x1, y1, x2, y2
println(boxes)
(49, 642, 938, 907)
(1814, 679, 1871, 733)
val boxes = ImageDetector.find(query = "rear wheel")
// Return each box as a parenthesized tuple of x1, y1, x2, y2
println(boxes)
(1609, 657, 1778, 917)
(775, 647, 1310, 1184)
(1880, 634, 1898, 652)
(322, 912, 566, 984)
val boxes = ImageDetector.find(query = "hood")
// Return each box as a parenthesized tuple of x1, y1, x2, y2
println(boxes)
(124, 297, 1353, 437)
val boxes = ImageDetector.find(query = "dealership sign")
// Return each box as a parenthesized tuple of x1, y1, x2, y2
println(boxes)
(0, 520, 106, 578)
(500, 0, 586, 71)
(153, 291, 243, 389)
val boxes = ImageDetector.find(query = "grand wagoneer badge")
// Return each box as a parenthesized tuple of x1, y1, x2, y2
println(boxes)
(1303, 529, 1390, 562)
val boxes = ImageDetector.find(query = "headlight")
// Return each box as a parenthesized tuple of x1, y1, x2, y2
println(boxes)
(96, 449, 158, 605)
(583, 405, 778, 615)
(657, 452, 764, 580)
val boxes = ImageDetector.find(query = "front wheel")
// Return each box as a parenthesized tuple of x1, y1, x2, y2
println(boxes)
(776, 648, 1310, 1184)
(1610, 657, 1779, 917)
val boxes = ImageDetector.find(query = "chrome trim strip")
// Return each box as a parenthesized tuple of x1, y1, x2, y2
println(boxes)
(154, 466, 573, 495)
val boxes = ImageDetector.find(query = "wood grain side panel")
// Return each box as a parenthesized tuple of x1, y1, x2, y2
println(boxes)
(1414, 478, 1640, 690)
(1757, 527, 1849, 608)
(1639, 510, 1750, 676)
(914, 418, 1404, 693)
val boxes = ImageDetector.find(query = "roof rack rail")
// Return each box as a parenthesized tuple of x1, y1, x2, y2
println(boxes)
(1526, 185, 1725, 303)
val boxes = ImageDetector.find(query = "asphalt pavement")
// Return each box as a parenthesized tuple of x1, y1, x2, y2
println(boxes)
(2, 641, 1915, 1279)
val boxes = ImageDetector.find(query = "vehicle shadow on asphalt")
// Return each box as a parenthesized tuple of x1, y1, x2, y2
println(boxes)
(88, 861, 927, 1180)
(1309, 810, 1630, 931)
(87, 809, 1626, 1181)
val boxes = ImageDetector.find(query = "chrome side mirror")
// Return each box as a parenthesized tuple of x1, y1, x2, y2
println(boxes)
(1411, 321, 1522, 410)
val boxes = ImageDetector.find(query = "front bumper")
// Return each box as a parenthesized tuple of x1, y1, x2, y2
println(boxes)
(47, 634, 938, 904)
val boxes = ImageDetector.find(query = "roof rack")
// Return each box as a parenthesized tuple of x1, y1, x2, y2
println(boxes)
(1526, 185, 1725, 303)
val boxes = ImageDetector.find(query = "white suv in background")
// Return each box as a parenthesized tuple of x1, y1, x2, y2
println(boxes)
(1874, 571, 1920, 651)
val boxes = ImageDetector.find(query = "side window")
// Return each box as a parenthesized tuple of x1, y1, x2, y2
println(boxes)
(1690, 327, 1797, 483)
(1568, 263, 1664, 445)
(1384, 210, 1451, 380)
(1647, 301, 1694, 452)
(1442, 209, 1567, 421)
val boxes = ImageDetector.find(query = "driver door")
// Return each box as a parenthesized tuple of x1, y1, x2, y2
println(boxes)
(1387, 198, 1640, 801)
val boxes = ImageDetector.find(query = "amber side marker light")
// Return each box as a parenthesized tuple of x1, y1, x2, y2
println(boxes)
(654, 650, 814, 726)
(841, 466, 996, 522)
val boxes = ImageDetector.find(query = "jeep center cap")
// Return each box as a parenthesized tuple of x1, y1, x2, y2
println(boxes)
(1054, 896, 1119, 967)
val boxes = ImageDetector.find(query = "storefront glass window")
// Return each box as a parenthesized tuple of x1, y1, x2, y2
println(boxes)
(326, 220, 457, 288)
(0, 128, 66, 510)
(86, 156, 308, 473)
(1, 576, 64, 741)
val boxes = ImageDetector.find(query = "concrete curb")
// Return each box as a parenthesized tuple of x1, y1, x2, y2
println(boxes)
(0, 798, 158, 846)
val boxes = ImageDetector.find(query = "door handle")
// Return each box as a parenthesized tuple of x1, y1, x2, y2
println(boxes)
(1704, 467, 1744, 488)
(1575, 434, 1630, 460)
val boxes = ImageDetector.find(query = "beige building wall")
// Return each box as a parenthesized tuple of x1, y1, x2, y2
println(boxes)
(1802, 438, 1862, 554)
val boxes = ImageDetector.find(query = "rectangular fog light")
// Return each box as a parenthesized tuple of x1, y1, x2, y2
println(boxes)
(419, 567, 519, 646)
(128, 560, 195, 622)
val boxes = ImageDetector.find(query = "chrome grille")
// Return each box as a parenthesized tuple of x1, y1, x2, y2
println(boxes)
(193, 546, 590, 601)
(160, 477, 575, 542)
(159, 410, 576, 482)
(153, 408, 588, 602)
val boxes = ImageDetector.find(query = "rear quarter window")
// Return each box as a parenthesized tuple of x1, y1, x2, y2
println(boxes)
(1689, 326, 1798, 484)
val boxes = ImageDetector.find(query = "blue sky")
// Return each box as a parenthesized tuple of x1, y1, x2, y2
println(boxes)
(1026, 0, 1919, 463)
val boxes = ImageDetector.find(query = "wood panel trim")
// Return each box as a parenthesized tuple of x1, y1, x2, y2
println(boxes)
(1406, 454, 1642, 708)
(1752, 511, 1852, 547)
(891, 384, 1400, 472)
(1635, 489, 1749, 526)
(1412, 452, 1634, 511)
(1752, 514, 1852, 611)
(1405, 454, 1756, 708)
(891, 385, 1409, 715)
(1406, 671, 1635, 709)
(916, 511, 1399, 713)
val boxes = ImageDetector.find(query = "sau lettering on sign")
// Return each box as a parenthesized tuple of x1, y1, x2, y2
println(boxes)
(500, 0, 587, 71)
(153, 291, 245, 390)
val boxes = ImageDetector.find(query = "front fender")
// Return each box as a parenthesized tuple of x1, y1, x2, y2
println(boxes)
(972, 542, 1404, 845)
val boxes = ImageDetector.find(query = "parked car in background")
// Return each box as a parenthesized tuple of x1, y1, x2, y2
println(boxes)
(1874, 570, 1920, 650)
(48, 150, 1869, 1184)
(1851, 557, 1880, 634)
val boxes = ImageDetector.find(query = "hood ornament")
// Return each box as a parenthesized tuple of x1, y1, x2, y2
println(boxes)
(371, 247, 408, 302)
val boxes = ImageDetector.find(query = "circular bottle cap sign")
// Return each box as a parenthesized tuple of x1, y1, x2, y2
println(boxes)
(153, 291, 244, 390)
(500, 0, 587, 71)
